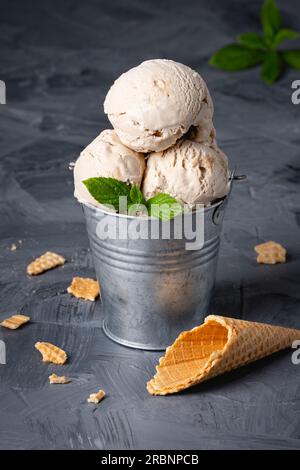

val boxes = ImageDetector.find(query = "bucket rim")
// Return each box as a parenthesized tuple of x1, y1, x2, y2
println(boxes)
(80, 194, 228, 220)
(79, 171, 235, 221)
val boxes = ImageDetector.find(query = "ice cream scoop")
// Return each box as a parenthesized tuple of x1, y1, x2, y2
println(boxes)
(142, 139, 230, 207)
(104, 59, 215, 153)
(74, 129, 145, 207)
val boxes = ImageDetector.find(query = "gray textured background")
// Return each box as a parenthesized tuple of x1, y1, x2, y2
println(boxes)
(0, 0, 300, 450)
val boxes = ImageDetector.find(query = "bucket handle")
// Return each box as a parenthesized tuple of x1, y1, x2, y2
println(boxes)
(233, 174, 247, 181)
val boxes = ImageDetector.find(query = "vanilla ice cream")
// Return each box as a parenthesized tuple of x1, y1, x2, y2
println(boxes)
(142, 139, 230, 207)
(104, 59, 215, 153)
(74, 129, 145, 207)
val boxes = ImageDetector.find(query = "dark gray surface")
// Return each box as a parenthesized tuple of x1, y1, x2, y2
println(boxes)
(0, 0, 300, 450)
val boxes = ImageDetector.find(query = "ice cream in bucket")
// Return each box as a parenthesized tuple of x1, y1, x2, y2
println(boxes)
(72, 59, 238, 350)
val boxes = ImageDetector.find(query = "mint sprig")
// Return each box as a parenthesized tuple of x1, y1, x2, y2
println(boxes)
(210, 0, 300, 84)
(83, 177, 182, 220)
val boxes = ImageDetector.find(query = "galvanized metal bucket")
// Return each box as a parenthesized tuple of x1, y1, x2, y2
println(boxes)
(81, 176, 242, 350)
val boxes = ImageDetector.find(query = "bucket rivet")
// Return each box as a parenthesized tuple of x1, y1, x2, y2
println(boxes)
(213, 206, 224, 225)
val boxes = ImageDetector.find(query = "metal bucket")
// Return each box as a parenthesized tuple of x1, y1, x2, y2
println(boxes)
(81, 177, 240, 351)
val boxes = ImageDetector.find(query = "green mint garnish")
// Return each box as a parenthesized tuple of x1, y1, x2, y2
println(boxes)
(83, 177, 182, 220)
(210, 0, 300, 84)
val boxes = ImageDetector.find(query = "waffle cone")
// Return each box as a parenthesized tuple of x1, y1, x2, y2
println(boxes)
(147, 315, 300, 395)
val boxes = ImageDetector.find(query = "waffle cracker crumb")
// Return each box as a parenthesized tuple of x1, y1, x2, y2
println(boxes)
(49, 373, 71, 384)
(254, 241, 286, 264)
(87, 389, 106, 404)
(35, 342, 67, 364)
(1, 314, 30, 330)
(27, 252, 66, 275)
(67, 277, 100, 301)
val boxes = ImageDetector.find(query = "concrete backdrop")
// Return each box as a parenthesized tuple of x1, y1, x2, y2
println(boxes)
(0, 0, 300, 450)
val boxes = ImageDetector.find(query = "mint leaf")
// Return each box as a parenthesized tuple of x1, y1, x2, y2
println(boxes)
(272, 29, 299, 48)
(261, 51, 283, 84)
(282, 50, 300, 69)
(261, 0, 281, 46)
(210, 45, 264, 71)
(237, 32, 266, 50)
(130, 184, 146, 205)
(83, 177, 130, 211)
(147, 193, 182, 221)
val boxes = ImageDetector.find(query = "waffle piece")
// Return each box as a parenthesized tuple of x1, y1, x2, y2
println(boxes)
(49, 373, 71, 384)
(87, 389, 106, 404)
(35, 342, 67, 365)
(254, 241, 286, 264)
(27, 252, 66, 275)
(67, 277, 100, 301)
(0, 314, 30, 330)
